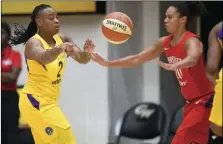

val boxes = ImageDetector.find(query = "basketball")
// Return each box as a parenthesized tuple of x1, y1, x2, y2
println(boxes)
(102, 12, 133, 44)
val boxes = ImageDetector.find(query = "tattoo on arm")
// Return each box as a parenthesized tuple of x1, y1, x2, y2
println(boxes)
(25, 39, 63, 65)
(74, 51, 91, 64)
(39, 47, 63, 64)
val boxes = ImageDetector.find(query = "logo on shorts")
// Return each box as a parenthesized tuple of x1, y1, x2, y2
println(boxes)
(45, 127, 53, 135)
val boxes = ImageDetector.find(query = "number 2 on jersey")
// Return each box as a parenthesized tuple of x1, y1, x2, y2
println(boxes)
(57, 61, 63, 78)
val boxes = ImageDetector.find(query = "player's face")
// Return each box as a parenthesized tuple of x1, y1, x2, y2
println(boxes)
(1, 29, 9, 46)
(37, 8, 59, 35)
(164, 6, 182, 33)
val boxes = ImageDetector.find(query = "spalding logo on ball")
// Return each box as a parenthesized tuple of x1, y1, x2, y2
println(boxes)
(102, 12, 133, 44)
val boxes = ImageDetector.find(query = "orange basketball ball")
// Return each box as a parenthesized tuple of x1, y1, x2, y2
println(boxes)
(102, 12, 133, 44)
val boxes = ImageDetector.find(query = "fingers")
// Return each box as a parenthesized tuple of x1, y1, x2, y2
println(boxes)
(84, 38, 96, 52)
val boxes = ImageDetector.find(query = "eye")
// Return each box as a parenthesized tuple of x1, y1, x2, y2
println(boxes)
(49, 16, 54, 20)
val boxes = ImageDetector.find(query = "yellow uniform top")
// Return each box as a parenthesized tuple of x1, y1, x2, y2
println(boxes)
(23, 34, 66, 102)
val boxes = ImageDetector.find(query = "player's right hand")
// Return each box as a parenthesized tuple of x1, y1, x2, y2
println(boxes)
(62, 42, 81, 58)
(58, 42, 73, 52)
(91, 52, 108, 67)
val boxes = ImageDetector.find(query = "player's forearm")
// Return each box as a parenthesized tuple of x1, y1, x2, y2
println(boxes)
(39, 47, 63, 65)
(107, 55, 141, 68)
(206, 43, 221, 80)
(73, 51, 91, 64)
(174, 56, 198, 69)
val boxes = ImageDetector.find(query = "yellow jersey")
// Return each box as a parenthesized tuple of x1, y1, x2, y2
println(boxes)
(23, 34, 66, 102)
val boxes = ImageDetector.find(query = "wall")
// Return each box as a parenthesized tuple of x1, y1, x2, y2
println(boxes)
(3, 15, 109, 144)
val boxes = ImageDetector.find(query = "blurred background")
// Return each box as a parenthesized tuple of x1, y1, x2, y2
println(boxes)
(1, 1, 222, 144)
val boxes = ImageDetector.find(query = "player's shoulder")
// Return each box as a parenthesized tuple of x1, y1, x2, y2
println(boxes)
(158, 35, 171, 47)
(26, 38, 42, 48)
(186, 31, 200, 41)
(160, 36, 169, 42)
(184, 34, 202, 49)
(182, 31, 201, 44)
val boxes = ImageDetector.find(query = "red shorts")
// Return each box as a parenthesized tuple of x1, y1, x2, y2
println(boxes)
(171, 95, 212, 144)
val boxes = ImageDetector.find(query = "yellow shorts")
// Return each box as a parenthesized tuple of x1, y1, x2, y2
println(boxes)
(209, 69, 222, 127)
(19, 93, 76, 144)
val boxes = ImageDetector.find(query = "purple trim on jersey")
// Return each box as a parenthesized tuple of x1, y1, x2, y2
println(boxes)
(27, 93, 40, 110)
(218, 27, 222, 41)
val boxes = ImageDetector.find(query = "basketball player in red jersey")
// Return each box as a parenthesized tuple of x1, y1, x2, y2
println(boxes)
(92, 2, 213, 144)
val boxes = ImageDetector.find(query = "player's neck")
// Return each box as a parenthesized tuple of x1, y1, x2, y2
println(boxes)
(38, 31, 55, 46)
(172, 28, 187, 43)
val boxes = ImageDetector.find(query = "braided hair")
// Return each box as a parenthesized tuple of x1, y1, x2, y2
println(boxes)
(10, 4, 51, 45)
(171, 1, 208, 26)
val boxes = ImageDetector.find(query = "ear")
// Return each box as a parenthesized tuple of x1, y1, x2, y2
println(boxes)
(180, 16, 187, 24)
(36, 18, 43, 27)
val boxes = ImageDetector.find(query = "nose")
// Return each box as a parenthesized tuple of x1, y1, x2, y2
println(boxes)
(54, 18, 59, 24)
(164, 18, 168, 24)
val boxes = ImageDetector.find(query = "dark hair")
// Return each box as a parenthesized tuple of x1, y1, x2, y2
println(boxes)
(10, 4, 51, 45)
(171, 1, 208, 24)
(2, 21, 11, 38)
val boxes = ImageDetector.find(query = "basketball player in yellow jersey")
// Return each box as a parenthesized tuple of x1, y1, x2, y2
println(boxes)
(10, 4, 95, 144)
(206, 21, 222, 137)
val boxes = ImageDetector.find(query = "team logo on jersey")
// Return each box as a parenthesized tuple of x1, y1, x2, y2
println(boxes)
(45, 127, 53, 135)
(164, 47, 169, 50)
(2, 59, 12, 66)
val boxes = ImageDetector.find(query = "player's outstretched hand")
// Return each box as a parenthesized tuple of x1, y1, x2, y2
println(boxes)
(83, 39, 95, 53)
(157, 58, 176, 71)
(91, 52, 108, 67)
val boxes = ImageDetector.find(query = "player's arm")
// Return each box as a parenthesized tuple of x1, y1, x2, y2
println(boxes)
(58, 33, 91, 64)
(25, 38, 68, 65)
(206, 21, 222, 83)
(92, 36, 167, 68)
(172, 37, 203, 69)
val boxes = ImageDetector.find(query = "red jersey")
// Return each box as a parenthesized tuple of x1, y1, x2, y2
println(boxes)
(1, 44, 22, 91)
(163, 31, 213, 101)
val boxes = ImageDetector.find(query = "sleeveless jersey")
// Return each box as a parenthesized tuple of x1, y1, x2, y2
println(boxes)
(163, 31, 213, 101)
(23, 34, 66, 102)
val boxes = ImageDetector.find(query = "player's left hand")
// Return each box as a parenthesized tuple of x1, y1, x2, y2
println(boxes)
(157, 58, 176, 71)
(83, 39, 95, 53)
